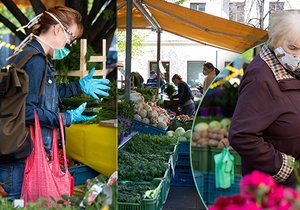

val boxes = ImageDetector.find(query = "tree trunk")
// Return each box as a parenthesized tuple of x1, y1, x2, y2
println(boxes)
(0, 0, 116, 54)
(29, 0, 46, 15)
(90, 20, 116, 54)
(1, 0, 29, 34)
(88, 0, 116, 44)
(83, 1, 106, 39)
(0, 13, 26, 40)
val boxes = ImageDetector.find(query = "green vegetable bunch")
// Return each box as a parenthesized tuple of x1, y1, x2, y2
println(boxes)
(164, 84, 175, 99)
(136, 88, 157, 102)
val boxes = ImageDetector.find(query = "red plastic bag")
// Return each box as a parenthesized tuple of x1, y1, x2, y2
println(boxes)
(21, 111, 74, 205)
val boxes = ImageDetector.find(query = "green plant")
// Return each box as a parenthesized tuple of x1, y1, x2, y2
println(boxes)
(102, 81, 117, 102)
(118, 100, 134, 122)
(0, 174, 116, 209)
(164, 84, 175, 99)
(220, 81, 239, 117)
(136, 88, 157, 102)
(53, 43, 102, 84)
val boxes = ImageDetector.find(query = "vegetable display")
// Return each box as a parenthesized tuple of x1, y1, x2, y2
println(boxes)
(119, 134, 177, 182)
(118, 133, 178, 204)
(167, 126, 192, 142)
(192, 118, 231, 149)
(118, 182, 153, 203)
(133, 96, 171, 129)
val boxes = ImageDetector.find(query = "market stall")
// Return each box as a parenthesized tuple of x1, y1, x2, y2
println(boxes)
(117, 89, 196, 209)
(55, 39, 118, 209)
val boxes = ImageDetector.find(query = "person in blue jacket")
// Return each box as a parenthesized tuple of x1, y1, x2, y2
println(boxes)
(0, 6, 110, 199)
(147, 70, 166, 92)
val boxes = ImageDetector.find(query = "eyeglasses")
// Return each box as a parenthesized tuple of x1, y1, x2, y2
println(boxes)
(61, 25, 77, 45)
(63, 26, 76, 39)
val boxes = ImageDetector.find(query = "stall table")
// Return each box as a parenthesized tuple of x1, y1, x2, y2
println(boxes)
(66, 121, 117, 177)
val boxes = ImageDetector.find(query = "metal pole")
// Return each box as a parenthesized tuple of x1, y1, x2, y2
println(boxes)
(125, 0, 133, 102)
(156, 31, 161, 96)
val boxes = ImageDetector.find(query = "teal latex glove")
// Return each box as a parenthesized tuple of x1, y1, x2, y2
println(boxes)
(79, 67, 110, 99)
(66, 102, 96, 123)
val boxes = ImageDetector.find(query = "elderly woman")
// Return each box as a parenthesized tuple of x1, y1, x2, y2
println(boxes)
(229, 10, 300, 187)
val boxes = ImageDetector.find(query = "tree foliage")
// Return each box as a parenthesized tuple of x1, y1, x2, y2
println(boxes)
(0, 0, 116, 53)
(116, 30, 149, 57)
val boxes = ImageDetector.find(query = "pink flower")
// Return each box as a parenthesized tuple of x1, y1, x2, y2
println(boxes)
(283, 188, 298, 202)
(240, 170, 276, 202)
(210, 170, 300, 210)
(209, 195, 262, 210)
(267, 186, 298, 209)
(267, 185, 285, 207)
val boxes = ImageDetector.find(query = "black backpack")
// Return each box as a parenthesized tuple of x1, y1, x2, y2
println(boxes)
(0, 51, 47, 162)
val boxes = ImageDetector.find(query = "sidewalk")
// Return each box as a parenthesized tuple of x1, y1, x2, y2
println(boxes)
(163, 185, 206, 210)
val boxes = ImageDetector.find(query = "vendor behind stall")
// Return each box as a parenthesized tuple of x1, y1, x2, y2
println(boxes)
(172, 74, 195, 116)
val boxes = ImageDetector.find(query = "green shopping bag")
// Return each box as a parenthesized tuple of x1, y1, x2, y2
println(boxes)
(214, 147, 234, 189)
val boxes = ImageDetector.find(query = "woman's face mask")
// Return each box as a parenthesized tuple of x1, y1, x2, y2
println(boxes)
(52, 30, 72, 60)
(274, 47, 300, 72)
(45, 11, 76, 60)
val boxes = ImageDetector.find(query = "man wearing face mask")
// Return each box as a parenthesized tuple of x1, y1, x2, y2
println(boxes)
(0, 6, 110, 199)
(229, 10, 300, 187)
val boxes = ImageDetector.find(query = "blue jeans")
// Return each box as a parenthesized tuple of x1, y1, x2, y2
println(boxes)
(0, 160, 25, 200)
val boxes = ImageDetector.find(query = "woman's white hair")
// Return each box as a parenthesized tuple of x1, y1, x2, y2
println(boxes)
(268, 10, 300, 48)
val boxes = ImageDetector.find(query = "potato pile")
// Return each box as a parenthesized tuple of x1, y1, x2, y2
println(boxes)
(192, 118, 231, 149)
(133, 96, 171, 129)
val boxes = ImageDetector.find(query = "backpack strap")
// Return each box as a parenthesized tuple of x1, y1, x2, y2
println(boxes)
(15, 51, 48, 97)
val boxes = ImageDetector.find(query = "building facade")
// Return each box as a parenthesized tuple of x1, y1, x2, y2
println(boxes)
(119, 0, 300, 88)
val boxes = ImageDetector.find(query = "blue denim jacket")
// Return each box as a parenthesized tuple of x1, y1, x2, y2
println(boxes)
(13, 39, 83, 152)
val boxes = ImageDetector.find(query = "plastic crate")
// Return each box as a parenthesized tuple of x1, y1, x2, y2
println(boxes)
(209, 148, 241, 175)
(118, 179, 164, 210)
(133, 120, 167, 135)
(157, 166, 171, 204)
(171, 168, 194, 187)
(178, 141, 190, 155)
(193, 171, 208, 203)
(191, 146, 209, 172)
(176, 154, 190, 166)
(206, 173, 242, 205)
(168, 143, 179, 169)
(68, 164, 99, 186)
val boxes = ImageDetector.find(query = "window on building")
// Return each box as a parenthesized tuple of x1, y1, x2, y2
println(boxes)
(149, 61, 170, 83)
(268, 2, 284, 24)
(190, 3, 206, 12)
(229, 2, 245, 23)
(269, 1, 284, 14)
(187, 61, 205, 88)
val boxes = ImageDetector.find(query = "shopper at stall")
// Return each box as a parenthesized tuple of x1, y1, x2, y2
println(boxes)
(229, 10, 300, 187)
(146, 70, 158, 88)
(146, 70, 166, 92)
(172, 74, 195, 116)
(199, 62, 219, 93)
(0, 6, 110, 199)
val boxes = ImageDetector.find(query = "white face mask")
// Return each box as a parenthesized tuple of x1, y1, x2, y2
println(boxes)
(274, 47, 300, 72)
